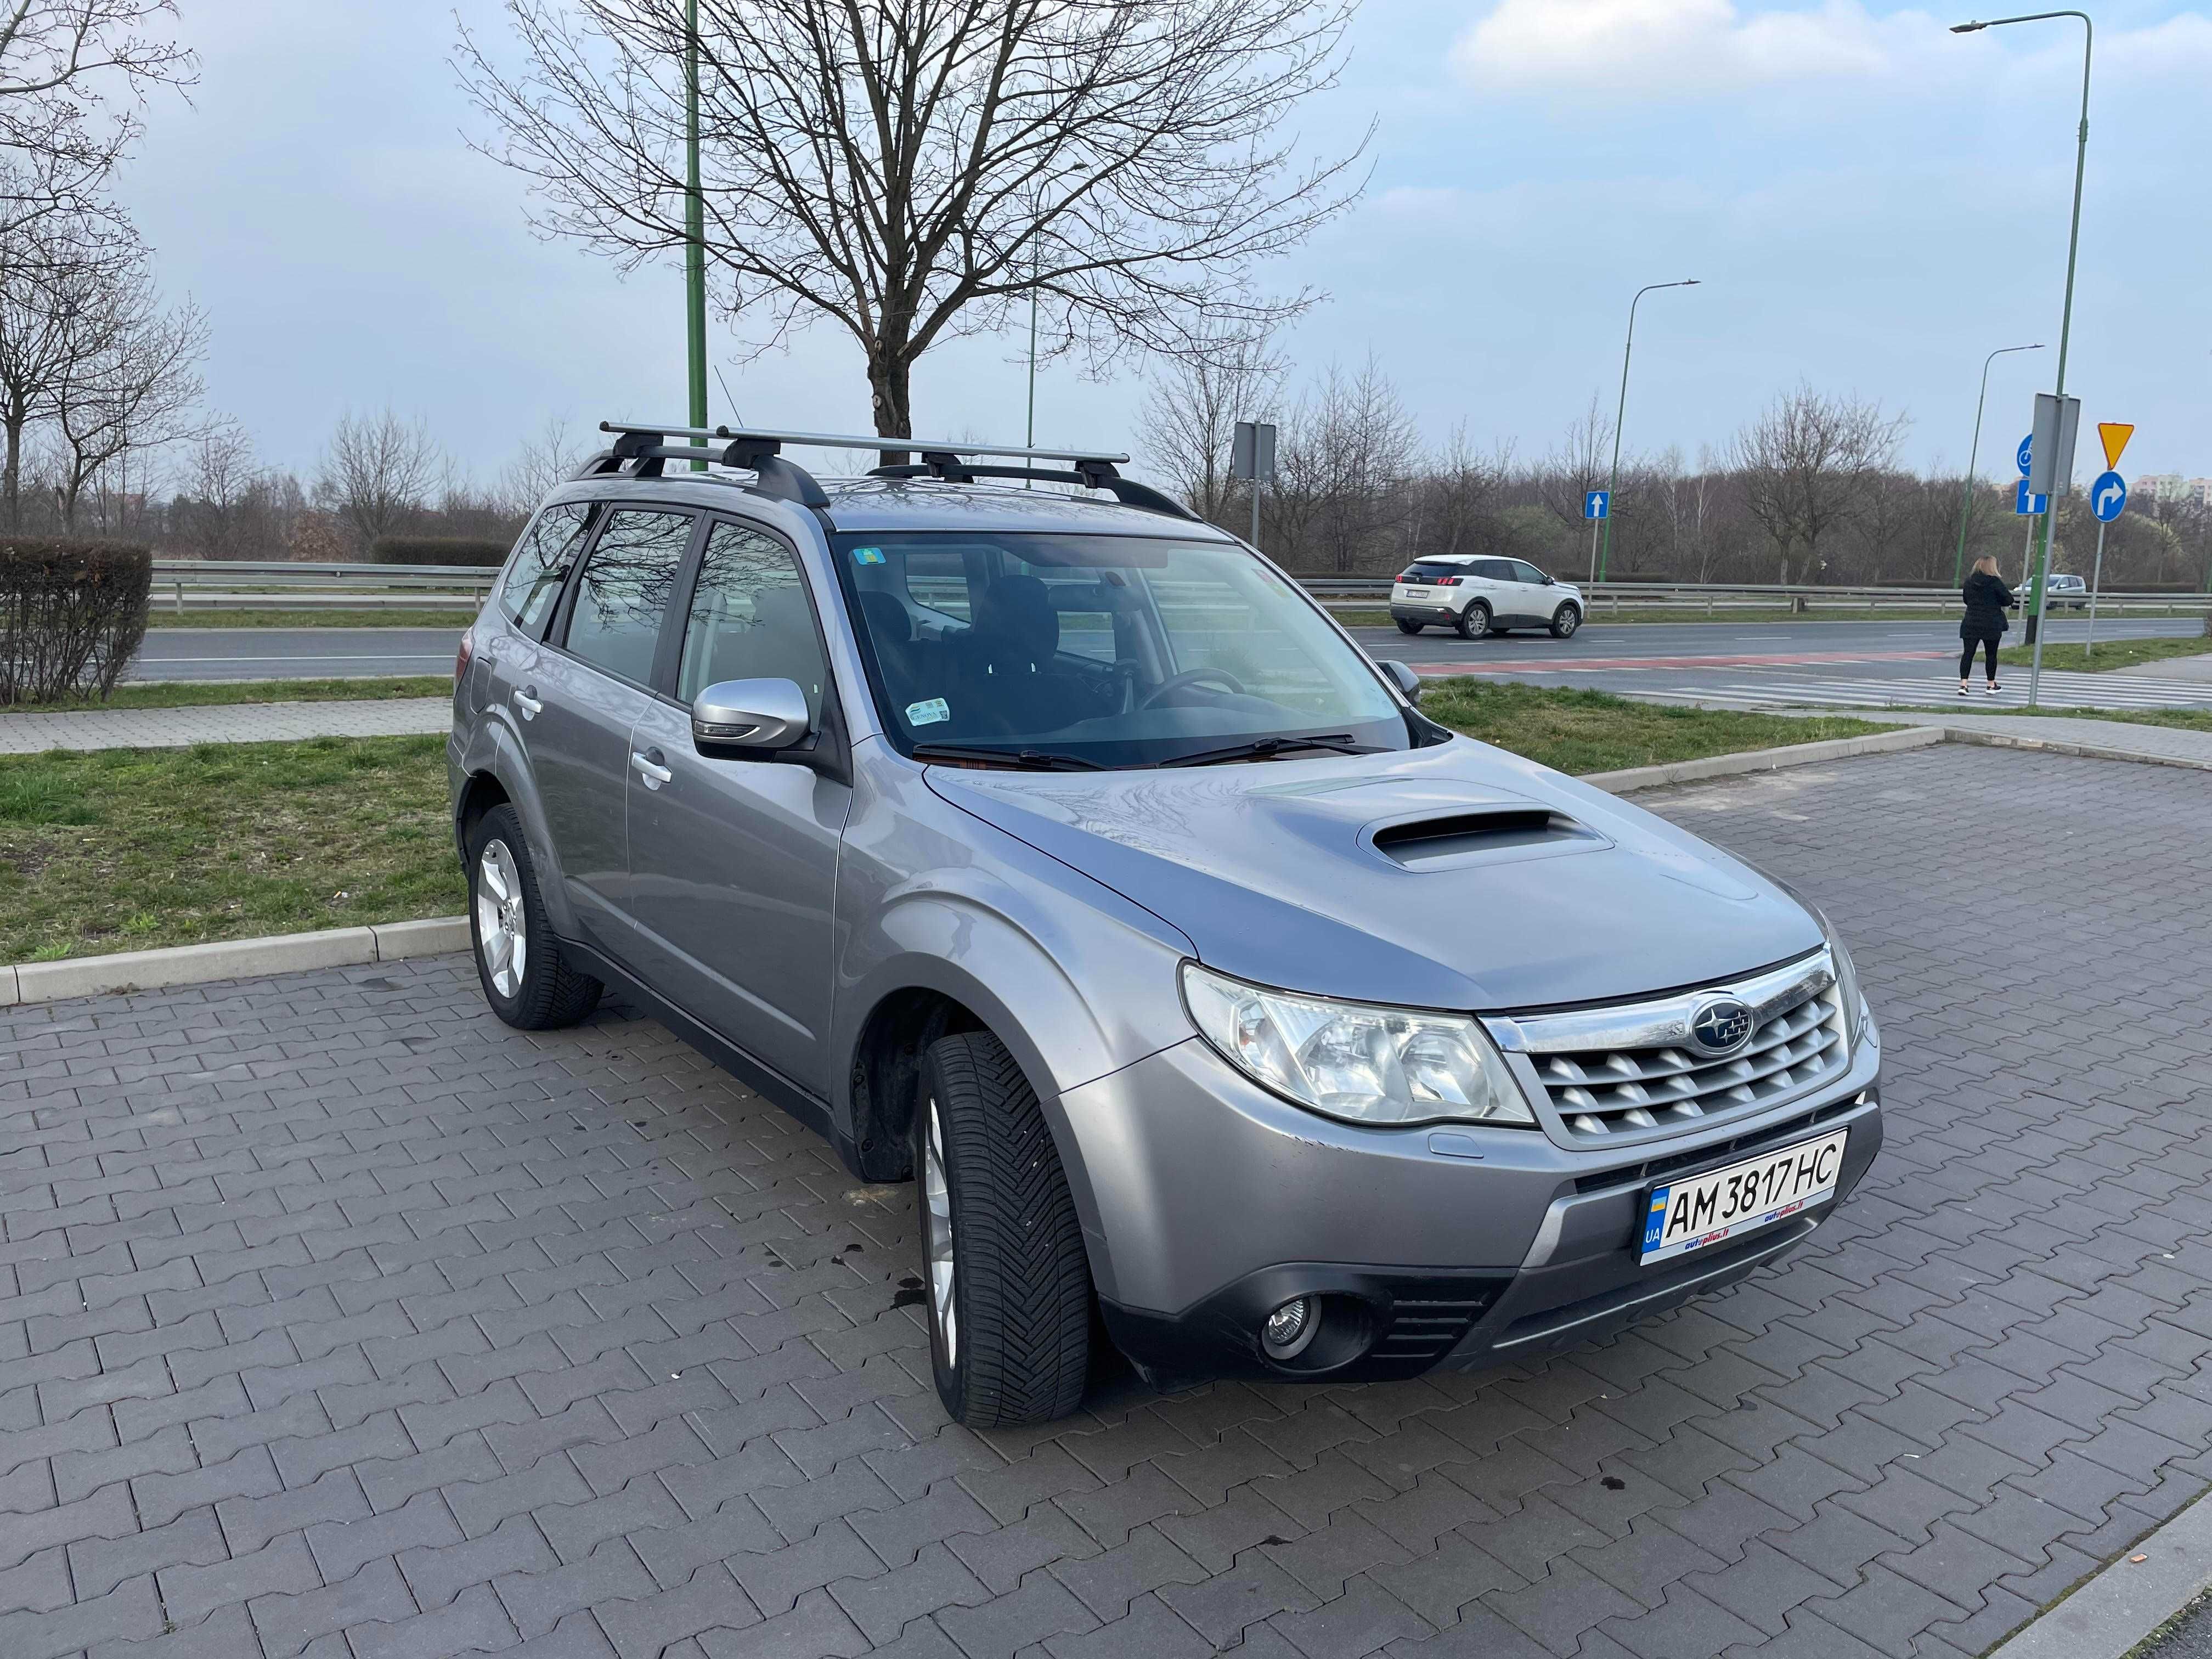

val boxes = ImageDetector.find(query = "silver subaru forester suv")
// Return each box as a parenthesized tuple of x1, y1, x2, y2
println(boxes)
(449, 422, 1883, 1427)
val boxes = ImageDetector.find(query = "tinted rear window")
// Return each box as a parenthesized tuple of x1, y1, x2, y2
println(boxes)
(1402, 562, 1468, 582)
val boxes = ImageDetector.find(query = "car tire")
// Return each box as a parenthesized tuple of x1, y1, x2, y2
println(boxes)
(1455, 601, 1491, 640)
(913, 1030, 1091, 1427)
(1395, 619, 1421, 635)
(467, 803, 602, 1030)
(1550, 603, 1582, 639)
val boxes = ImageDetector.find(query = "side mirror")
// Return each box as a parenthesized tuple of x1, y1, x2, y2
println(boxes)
(692, 678, 810, 752)
(1379, 659, 1423, 702)
(1543, 574, 1556, 585)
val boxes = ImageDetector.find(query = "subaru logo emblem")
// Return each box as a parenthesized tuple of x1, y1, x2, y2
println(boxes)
(1689, 997, 1754, 1056)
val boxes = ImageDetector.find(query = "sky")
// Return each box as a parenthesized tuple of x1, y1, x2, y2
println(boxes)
(119, 1, 2211, 488)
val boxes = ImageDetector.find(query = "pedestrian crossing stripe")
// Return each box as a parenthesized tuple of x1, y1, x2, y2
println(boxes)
(1630, 673, 2212, 713)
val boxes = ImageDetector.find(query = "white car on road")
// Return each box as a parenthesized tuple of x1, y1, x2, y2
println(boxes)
(1390, 556, 1584, 641)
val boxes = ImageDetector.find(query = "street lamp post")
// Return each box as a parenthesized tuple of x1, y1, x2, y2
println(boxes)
(1952, 10, 2091, 708)
(684, 0, 708, 467)
(1600, 279, 1699, 583)
(1953, 342, 2042, 585)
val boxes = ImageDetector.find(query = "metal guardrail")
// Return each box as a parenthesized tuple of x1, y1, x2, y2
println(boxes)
(150, 559, 495, 613)
(142, 559, 2212, 618)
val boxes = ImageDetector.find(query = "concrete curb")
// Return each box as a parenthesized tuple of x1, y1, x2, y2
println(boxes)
(0, 917, 470, 1009)
(1986, 1488, 2212, 1659)
(1580, 725, 1948, 793)
(1938, 725, 2212, 774)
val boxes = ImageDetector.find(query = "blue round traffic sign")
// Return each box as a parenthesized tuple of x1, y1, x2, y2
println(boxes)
(2016, 435, 2034, 476)
(2090, 471, 2128, 523)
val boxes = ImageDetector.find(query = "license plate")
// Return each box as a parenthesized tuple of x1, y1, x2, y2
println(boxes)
(1404, 588, 1430, 599)
(1640, 1130, 1848, 1265)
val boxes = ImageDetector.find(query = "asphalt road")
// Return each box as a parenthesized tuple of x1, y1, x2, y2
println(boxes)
(130, 625, 465, 682)
(1346, 614, 2212, 710)
(127, 614, 2208, 710)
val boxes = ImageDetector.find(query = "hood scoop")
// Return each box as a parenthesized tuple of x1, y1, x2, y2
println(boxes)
(1367, 805, 1608, 873)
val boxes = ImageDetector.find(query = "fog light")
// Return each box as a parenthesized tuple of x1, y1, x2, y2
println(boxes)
(1261, 1297, 1316, 1360)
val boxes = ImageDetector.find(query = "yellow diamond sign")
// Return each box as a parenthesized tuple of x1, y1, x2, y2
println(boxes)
(2099, 423, 2134, 470)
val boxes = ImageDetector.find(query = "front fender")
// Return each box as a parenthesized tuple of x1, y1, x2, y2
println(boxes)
(831, 769, 1199, 1302)
(454, 714, 582, 941)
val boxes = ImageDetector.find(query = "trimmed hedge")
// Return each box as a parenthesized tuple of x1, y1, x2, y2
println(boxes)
(370, 535, 512, 568)
(0, 537, 152, 704)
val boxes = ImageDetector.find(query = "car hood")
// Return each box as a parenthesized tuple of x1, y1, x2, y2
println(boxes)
(923, 738, 1824, 1011)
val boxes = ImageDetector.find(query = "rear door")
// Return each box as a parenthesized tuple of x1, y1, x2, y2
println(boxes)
(1468, 559, 1514, 621)
(622, 516, 850, 1092)
(477, 501, 593, 723)
(529, 505, 698, 952)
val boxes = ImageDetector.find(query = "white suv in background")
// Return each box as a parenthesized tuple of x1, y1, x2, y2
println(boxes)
(1391, 557, 1584, 641)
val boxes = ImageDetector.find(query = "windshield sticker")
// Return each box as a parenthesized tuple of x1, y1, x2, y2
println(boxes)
(906, 698, 951, 726)
(852, 546, 887, 565)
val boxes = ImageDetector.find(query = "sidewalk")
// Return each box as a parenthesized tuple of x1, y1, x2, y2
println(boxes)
(0, 696, 450, 754)
(1763, 706, 2212, 771)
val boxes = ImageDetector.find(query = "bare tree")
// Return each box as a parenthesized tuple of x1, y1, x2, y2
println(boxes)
(0, 199, 134, 526)
(1534, 394, 1612, 531)
(1731, 384, 1908, 584)
(1137, 325, 1282, 526)
(1418, 425, 1509, 561)
(1272, 356, 1419, 573)
(1, 0, 194, 234)
(49, 276, 210, 529)
(173, 425, 266, 558)
(458, 0, 1368, 441)
(315, 410, 444, 552)
(495, 414, 585, 516)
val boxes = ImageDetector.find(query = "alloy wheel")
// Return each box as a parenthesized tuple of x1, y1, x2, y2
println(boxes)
(475, 839, 528, 998)
(924, 1096, 958, 1364)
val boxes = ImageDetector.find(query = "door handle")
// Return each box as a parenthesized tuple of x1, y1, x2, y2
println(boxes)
(631, 749, 673, 789)
(513, 686, 541, 720)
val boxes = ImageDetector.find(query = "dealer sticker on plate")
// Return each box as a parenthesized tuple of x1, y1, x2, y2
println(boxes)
(1640, 1130, 1848, 1266)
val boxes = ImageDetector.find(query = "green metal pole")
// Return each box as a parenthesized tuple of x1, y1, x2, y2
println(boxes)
(2029, 13, 2090, 708)
(685, 0, 708, 468)
(1957, 12, 2090, 706)
(1954, 343, 2041, 585)
(1600, 279, 1696, 582)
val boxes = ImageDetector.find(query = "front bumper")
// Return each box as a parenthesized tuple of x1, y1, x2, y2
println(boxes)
(1063, 1028, 1882, 1385)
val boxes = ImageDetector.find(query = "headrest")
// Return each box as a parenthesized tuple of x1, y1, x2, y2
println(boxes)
(856, 589, 912, 644)
(975, 574, 1059, 658)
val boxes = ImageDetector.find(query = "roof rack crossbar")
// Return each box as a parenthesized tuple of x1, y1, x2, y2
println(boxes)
(601, 420, 1129, 468)
(590, 419, 1186, 520)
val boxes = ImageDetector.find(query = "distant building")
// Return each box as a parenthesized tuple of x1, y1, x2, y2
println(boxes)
(2134, 474, 2212, 508)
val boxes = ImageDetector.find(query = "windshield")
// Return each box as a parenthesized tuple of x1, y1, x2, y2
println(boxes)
(831, 531, 1414, 768)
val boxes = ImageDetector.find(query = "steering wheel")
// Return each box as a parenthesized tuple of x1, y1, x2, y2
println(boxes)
(1138, 666, 1248, 709)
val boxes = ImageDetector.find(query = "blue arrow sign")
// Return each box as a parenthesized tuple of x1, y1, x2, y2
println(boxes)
(2016, 435, 2034, 477)
(2014, 481, 2049, 516)
(2090, 471, 2128, 523)
(1583, 489, 1609, 521)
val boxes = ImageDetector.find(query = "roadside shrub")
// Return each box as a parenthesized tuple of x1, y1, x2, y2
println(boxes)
(370, 535, 512, 568)
(0, 538, 151, 706)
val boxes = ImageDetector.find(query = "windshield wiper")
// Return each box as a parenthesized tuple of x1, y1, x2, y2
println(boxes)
(1157, 733, 1374, 769)
(910, 742, 1104, 772)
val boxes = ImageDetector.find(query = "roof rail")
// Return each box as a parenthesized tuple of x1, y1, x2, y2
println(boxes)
(585, 421, 1195, 523)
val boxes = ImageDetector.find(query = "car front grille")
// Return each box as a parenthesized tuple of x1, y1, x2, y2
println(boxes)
(1489, 949, 1848, 1143)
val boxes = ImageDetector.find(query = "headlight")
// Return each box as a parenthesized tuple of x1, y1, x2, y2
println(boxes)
(1180, 962, 1535, 1128)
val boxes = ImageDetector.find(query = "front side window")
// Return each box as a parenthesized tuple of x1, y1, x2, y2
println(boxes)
(677, 521, 830, 720)
(563, 509, 693, 685)
(834, 532, 1413, 768)
(1510, 560, 1550, 586)
(500, 503, 591, 634)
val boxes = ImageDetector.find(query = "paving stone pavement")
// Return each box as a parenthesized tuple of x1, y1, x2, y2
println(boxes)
(0, 698, 450, 755)
(3, 742, 2209, 1659)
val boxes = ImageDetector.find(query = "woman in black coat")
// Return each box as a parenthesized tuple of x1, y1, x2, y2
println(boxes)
(1959, 555, 2017, 696)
